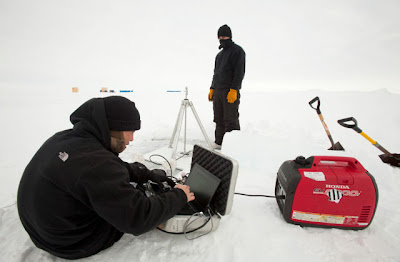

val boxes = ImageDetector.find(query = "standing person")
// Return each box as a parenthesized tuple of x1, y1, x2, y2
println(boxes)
(208, 24, 246, 149)
(17, 96, 195, 260)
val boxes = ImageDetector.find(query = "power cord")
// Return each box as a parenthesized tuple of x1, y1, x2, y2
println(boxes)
(235, 192, 285, 199)
(157, 206, 216, 240)
(148, 154, 178, 182)
(183, 207, 214, 240)
(156, 212, 210, 235)
(0, 201, 17, 210)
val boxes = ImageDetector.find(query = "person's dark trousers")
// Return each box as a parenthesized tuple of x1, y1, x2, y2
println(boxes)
(213, 88, 240, 145)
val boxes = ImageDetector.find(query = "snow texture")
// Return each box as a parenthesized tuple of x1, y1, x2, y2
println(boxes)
(0, 89, 399, 262)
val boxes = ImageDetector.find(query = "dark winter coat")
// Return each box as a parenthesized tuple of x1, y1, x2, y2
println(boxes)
(17, 98, 187, 260)
(211, 40, 246, 90)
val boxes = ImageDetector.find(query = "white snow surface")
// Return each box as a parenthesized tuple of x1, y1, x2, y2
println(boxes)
(0, 88, 400, 262)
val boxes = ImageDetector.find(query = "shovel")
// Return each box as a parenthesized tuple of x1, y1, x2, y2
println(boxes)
(338, 117, 400, 167)
(309, 96, 345, 151)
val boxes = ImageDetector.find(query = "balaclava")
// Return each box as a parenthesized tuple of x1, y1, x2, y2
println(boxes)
(217, 24, 233, 49)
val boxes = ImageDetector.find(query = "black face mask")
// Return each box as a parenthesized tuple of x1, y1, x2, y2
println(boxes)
(219, 39, 233, 49)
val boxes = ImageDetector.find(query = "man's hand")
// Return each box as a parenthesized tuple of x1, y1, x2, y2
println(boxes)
(227, 89, 237, 103)
(174, 184, 195, 202)
(208, 89, 214, 101)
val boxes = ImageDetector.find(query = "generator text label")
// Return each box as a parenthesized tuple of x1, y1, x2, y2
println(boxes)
(313, 186, 361, 203)
(326, 184, 350, 189)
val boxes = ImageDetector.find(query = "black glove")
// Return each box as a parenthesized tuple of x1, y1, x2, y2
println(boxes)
(127, 162, 149, 183)
(147, 169, 176, 188)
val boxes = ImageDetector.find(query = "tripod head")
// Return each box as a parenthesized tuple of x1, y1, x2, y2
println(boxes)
(184, 86, 189, 100)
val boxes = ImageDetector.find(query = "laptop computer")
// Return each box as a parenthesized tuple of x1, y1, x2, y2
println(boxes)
(178, 163, 221, 215)
(158, 144, 239, 234)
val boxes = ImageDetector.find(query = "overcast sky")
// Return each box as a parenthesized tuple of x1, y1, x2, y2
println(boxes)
(1, 0, 400, 94)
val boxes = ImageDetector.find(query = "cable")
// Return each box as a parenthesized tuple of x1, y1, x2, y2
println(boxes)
(157, 206, 216, 239)
(148, 154, 177, 182)
(183, 213, 209, 239)
(0, 201, 17, 210)
(235, 192, 285, 199)
(183, 208, 214, 240)
(156, 214, 211, 235)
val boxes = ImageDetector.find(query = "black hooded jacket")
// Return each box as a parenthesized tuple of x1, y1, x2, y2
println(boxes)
(211, 39, 246, 90)
(17, 98, 187, 259)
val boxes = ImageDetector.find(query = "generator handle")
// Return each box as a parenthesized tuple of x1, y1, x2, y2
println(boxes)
(308, 96, 321, 114)
(312, 156, 365, 171)
(337, 117, 362, 133)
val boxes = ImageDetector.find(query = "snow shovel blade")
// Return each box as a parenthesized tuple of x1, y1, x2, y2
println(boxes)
(379, 153, 400, 167)
(328, 142, 345, 151)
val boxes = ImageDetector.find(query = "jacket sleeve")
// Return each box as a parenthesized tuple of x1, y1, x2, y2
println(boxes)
(123, 161, 149, 183)
(231, 48, 246, 90)
(210, 55, 218, 89)
(73, 161, 187, 236)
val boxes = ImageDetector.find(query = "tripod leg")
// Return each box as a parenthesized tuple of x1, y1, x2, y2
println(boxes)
(188, 101, 214, 150)
(169, 101, 185, 148)
(184, 101, 187, 153)
(172, 102, 185, 159)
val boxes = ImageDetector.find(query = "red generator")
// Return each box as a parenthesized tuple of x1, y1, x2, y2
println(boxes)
(275, 156, 378, 230)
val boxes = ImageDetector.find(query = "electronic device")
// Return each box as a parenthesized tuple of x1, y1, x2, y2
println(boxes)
(178, 163, 221, 215)
(275, 156, 378, 230)
(158, 144, 239, 234)
(142, 181, 172, 197)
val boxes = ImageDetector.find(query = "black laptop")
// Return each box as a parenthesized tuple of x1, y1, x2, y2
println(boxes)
(178, 163, 221, 215)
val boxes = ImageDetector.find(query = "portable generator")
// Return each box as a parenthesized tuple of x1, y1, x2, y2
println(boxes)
(275, 156, 378, 230)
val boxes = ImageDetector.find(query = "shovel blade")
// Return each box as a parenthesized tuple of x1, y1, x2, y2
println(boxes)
(328, 142, 345, 151)
(379, 153, 400, 167)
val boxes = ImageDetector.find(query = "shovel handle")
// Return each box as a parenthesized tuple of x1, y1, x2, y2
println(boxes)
(337, 117, 362, 133)
(338, 118, 394, 157)
(309, 96, 321, 114)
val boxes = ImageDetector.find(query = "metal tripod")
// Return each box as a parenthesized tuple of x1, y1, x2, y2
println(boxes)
(169, 87, 213, 159)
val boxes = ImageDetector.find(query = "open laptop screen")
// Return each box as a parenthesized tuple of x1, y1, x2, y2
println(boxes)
(184, 163, 221, 211)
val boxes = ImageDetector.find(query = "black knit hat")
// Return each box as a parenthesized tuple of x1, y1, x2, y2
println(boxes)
(218, 24, 232, 38)
(103, 96, 141, 131)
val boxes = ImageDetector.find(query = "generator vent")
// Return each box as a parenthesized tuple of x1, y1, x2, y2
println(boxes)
(358, 206, 371, 223)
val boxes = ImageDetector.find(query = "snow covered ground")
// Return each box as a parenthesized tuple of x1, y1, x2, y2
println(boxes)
(0, 88, 399, 262)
